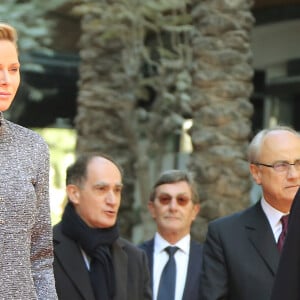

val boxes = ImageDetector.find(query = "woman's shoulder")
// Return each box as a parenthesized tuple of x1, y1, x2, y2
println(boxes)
(6, 119, 46, 144)
(5, 120, 49, 156)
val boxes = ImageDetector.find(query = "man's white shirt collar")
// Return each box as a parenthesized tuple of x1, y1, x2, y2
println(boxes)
(154, 232, 190, 254)
(153, 232, 190, 300)
(260, 197, 289, 241)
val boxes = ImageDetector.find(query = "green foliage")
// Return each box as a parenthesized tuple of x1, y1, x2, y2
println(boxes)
(35, 128, 76, 225)
(1, 0, 71, 52)
(35, 128, 76, 188)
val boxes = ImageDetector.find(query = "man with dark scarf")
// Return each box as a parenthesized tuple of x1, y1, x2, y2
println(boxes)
(53, 153, 152, 300)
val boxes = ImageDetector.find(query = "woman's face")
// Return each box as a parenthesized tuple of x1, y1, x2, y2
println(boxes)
(0, 40, 20, 112)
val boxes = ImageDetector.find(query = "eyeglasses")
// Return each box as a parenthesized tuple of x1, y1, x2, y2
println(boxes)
(253, 159, 300, 172)
(157, 194, 191, 206)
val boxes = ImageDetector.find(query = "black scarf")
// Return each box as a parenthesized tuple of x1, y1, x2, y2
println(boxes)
(61, 202, 119, 300)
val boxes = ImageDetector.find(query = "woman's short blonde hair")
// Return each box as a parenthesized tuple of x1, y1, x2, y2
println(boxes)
(0, 22, 18, 46)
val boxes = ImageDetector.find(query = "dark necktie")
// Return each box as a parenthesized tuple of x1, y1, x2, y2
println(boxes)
(157, 246, 178, 300)
(277, 214, 289, 252)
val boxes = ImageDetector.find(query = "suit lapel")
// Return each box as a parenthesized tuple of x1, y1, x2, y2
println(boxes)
(112, 239, 128, 300)
(54, 226, 96, 300)
(182, 241, 202, 300)
(244, 201, 280, 275)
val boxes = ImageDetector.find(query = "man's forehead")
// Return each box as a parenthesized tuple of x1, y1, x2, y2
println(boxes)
(156, 182, 191, 193)
(87, 157, 122, 178)
(157, 180, 190, 187)
(94, 181, 123, 187)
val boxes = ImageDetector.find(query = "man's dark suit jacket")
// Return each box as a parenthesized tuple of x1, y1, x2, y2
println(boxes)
(53, 223, 152, 300)
(271, 188, 300, 300)
(139, 237, 203, 300)
(199, 201, 280, 300)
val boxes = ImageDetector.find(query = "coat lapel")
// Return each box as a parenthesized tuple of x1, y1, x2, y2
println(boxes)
(54, 225, 96, 300)
(244, 201, 280, 275)
(182, 241, 202, 300)
(112, 239, 128, 300)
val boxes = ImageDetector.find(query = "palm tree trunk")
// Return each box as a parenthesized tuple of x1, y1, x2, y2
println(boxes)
(189, 0, 255, 241)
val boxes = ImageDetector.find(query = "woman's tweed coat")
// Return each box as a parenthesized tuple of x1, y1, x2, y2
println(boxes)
(0, 112, 57, 299)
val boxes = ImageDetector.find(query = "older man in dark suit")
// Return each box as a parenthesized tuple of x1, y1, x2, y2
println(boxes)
(200, 126, 300, 300)
(53, 153, 152, 300)
(140, 169, 202, 300)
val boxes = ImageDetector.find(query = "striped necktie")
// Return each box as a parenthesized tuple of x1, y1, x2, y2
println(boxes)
(277, 214, 289, 252)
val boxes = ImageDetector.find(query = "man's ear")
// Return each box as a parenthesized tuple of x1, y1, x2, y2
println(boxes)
(147, 201, 156, 219)
(249, 164, 262, 185)
(192, 203, 200, 221)
(66, 184, 80, 205)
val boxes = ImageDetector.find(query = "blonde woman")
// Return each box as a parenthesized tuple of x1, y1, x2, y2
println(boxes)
(0, 22, 57, 299)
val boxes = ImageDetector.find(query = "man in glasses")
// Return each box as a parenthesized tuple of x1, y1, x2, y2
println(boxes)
(140, 169, 202, 300)
(200, 126, 300, 300)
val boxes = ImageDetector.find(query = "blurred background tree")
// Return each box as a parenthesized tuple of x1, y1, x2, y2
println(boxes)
(70, 0, 254, 242)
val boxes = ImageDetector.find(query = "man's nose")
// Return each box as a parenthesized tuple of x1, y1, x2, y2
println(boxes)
(106, 190, 117, 204)
(287, 164, 299, 178)
(169, 198, 178, 210)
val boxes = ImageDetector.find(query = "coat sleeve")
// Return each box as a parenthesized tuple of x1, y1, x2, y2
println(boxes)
(141, 249, 152, 300)
(30, 137, 58, 300)
(199, 222, 229, 300)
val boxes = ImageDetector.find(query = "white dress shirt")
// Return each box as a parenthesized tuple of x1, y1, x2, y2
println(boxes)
(152, 232, 190, 300)
(260, 197, 289, 242)
(81, 248, 91, 270)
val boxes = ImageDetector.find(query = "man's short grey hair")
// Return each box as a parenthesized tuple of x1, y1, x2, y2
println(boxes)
(149, 169, 200, 204)
(247, 126, 299, 163)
